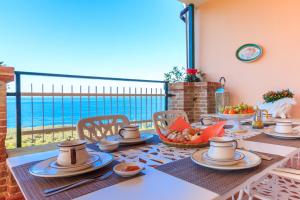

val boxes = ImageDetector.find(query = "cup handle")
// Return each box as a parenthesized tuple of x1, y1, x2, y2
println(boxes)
(70, 148, 77, 165)
(199, 118, 204, 125)
(118, 128, 125, 138)
(233, 140, 238, 150)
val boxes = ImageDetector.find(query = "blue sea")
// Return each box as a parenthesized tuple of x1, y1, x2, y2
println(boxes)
(7, 96, 165, 128)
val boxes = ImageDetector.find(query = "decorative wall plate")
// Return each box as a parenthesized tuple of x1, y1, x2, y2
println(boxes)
(236, 44, 263, 62)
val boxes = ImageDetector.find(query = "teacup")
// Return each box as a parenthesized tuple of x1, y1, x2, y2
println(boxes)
(118, 125, 140, 139)
(207, 137, 238, 160)
(275, 121, 293, 134)
(57, 139, 90, 166)
(200, 117, 213, 126)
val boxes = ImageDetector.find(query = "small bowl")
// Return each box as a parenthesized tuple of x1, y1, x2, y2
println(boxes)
(98, 140, 119, 152)
(113, 162, 143, 177)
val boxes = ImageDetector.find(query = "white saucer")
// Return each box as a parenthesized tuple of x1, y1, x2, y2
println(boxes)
(191, 149, 261, 171)
(106, 133, 153, 145)
(29, 151, 114, 178)
(49, 154, 101, 172)
(202, 151, 245, 166)
(264, 129, 300, 139)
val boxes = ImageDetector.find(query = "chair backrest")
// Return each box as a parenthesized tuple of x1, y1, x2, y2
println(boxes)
(152, 110, 189, 134)
(77, 115, 130, 143)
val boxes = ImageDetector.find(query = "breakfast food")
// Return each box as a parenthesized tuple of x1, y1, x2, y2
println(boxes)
(156, 117, 226, 147)
(220, 103, 255, 114)
(122, 165, 140, 172)
(165, 127, 203, 144)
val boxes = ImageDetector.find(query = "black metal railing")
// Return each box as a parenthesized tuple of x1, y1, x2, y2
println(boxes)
(7, 71, 168, 148)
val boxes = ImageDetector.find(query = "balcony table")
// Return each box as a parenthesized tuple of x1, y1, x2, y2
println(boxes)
(6, 127, 299, 200)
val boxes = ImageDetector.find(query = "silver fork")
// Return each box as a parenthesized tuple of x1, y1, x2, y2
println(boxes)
(43, 170, 113, 197)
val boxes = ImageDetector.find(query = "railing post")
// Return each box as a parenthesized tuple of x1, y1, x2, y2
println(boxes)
(164, 82, 169, 110)
(188, 4, 195, 69)
(15, 72, 22, 147)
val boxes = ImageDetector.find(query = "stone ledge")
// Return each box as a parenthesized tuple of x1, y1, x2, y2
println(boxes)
(7, 129, 156, 157)
(7, 143, 59, 158)
(169, 81, 220, 90)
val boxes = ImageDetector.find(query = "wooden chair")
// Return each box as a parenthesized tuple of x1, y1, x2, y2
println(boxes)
(152, 110, 189, 135)
(77, 115, 130, 143)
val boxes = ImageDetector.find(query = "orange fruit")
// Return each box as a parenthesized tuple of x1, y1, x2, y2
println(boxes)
(228, 110, 236, 114)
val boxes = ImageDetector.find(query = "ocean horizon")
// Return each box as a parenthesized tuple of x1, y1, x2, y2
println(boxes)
(7, 96, 165, 129)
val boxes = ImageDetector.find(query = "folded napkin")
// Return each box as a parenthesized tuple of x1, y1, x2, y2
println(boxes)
(190, 121, 226, 144)
(169, 117, 191, 132)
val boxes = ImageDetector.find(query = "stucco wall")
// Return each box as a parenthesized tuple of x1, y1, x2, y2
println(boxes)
(195, 0, 300, 116)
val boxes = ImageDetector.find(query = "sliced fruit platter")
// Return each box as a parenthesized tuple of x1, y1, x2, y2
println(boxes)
(217, 103, 255, 132)
(218, 103, 255, 119)
(220, 103, 255, 115)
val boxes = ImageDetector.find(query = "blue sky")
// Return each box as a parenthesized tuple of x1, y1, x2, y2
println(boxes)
(0, 0, 186, 81)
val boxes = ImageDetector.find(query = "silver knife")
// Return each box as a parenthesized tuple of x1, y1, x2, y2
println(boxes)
(43, 170, 113, 196)
(248, 150, 273, 161)
(239, 147, 273, 161)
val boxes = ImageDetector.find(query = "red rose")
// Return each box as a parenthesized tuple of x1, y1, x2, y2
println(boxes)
(186, 68, 198, 75)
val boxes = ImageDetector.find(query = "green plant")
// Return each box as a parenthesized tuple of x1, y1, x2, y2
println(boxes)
(0, 61, 4, 66)
(263, 89, 294, 103)
(164, 66, 206, 83)
(164, 66, 185, 83)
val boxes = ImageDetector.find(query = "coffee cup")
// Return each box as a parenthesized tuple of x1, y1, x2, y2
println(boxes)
(57, 139, 89, 166)
(200, 117, 213, 126)
(275, 121, 293, 134)
(207, 137, 238, 160)
(118, 125, 140, 139)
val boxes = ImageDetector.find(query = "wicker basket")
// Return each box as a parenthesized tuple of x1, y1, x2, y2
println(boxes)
(153, 110, 209, 148)
(159, 136, 208, 148)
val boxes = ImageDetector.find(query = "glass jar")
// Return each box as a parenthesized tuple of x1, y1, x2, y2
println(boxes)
(215, 77, 230, 113)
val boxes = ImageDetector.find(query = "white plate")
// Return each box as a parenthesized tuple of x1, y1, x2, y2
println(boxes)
(29, 152, 114, 178)
(264, 129, 300, 139)
(191, 149, 261, 171)
(106, 133, 154, 145)
(202, 151, 245, 166)
(217, 113, 254, 120)
(49, 154, 101, 172)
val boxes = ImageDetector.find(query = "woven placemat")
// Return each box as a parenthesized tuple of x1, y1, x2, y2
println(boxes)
(11, 160, 144, 200)
(156, 154, 283, 195)
(10, 134, 158, 200)
(245, 133, 300, 148)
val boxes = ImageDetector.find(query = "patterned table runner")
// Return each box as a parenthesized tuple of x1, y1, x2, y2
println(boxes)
(245, 133, 300, 148)
(156, 153, 283, 195)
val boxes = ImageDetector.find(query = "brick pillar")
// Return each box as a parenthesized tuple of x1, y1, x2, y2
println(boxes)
(168, 82, 220, 123)
(0, 67, 24, 200)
